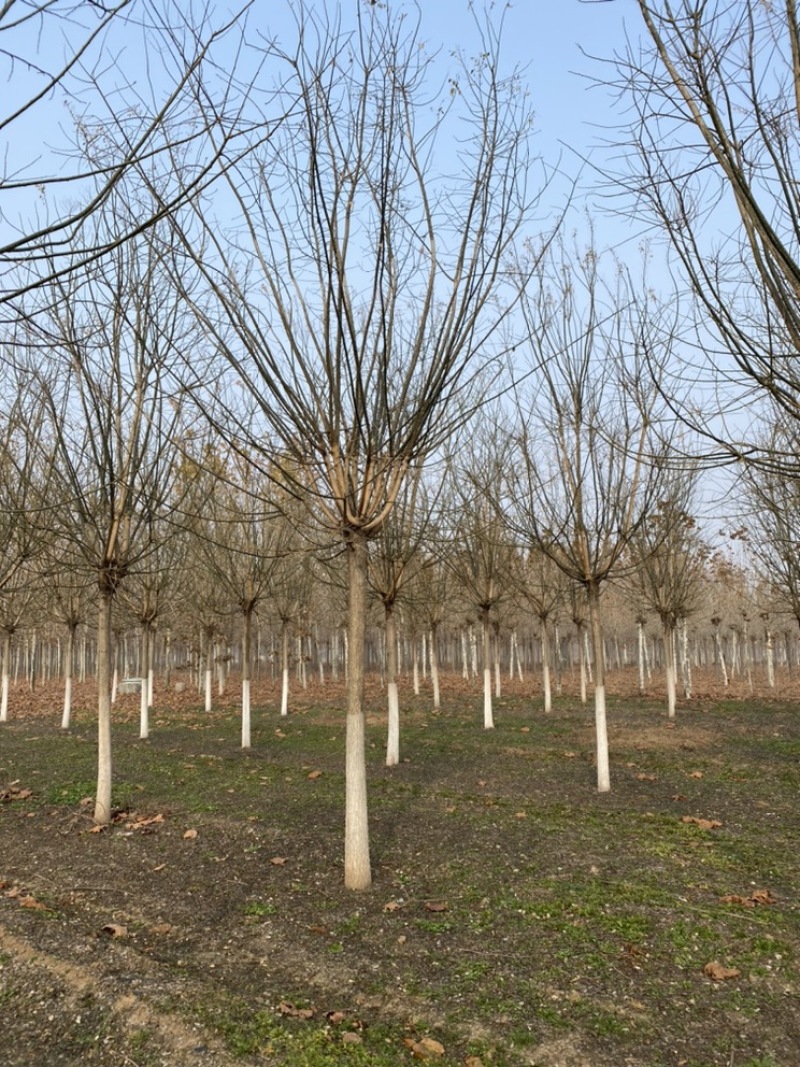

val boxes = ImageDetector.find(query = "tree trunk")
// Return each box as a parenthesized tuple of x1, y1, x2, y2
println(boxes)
(481, 608, 494, 729)
(663, 618, 676, 719)
(204, 628, 213, 711)
(541, 618, 552, 714)
(61, 624, 75, 730)
(587, 583, 610, 793)
(140, 621, 150, 739)
(0, 630, 10, 723)
(241, 606, 252, 749)
(95, 584, 114, 825)
(280, 618, 290, 717)
(430, 625, 441, 711)
(385, 601, 399, 767)
(344, 530, 371, 890)
(765, 628, 775, 688)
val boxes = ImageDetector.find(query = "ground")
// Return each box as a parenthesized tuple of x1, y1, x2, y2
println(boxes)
(0, 668, 799, 1067)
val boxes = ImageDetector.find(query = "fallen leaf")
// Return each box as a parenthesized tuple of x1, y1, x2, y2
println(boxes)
(183, 828, 198, 840)
(514, 811, 527, 819)
(326, 1011, 346, 1025)
(88, 824, 105, 833)
(424, 901, 448, 913)
(342, 1032, 362, 1045)
(750, 888, 776, 904)
(703, 960, 740, 981)
(464, 1057, 485, 1067)
(152, 863, 166, 872)
(404, 1036, 445, 1059)
(308, 924, 328, 936)
(149, 923, 173, 936)
(721, 888, 777, 907)
(307, 770, 323, 780)
(564, 751, 577, 758)
(671, 793, 687, 801)
(0, 785, 32, 802)
(4, 885, 21, 898)
(519, 727, 530, 733)
(126, 813, 165, 831)
(278, 1001, 314, 1019)
(384, 900, 403, 912)
(681, 816, 722, 830)
(720, 894, 755, 907)
(270, 856, 287, 866)
(688, 771, 704, 779)
(636, 773, 657, 781)
(18, 895, 47, 911)
(101, 923, 128, 939)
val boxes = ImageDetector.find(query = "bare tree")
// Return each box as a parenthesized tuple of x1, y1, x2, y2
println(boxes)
(171, 4, 543, 889)
(608, 1, 800, 468)
(368, 463, 434, 766)
(29, 217, 197, 825)
(630, 483, 707, 717)
(507, 243, 676, 791)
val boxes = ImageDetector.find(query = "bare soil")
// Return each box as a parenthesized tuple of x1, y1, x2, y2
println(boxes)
(1, 667, 799, 1067)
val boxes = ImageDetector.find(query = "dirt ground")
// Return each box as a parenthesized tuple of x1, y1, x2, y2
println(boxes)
(1, 667, 799, 1067)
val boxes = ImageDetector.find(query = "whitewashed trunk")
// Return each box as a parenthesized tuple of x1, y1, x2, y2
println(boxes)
(588, 585, 610, 793)
(94, 585, 114, 825)
(385, 604, 400, 767)
(0, 631, 10, 723)
(482, 610, 494, 729)
(430, 626, 441, 710)
(541, 621, 552, 714)
(140, 623, 150, 740)
(344, 531, 371, 890)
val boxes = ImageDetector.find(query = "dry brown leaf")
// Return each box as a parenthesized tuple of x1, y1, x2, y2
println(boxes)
(721, 888, 776, 907)
(424, 901, 448, 913)
(101, 923, 128, 939)
(383, 900, 402, 912)
(514, 811, 527, 819)
(270, 856, 287, 866)
(636, 773, 657, 781)
(671, 793, 687, 801)
(183, 828, 198, 839)
(326, 1011, 346, 1025)
(150, 923, 173, 936)
(4, 885, 21, 898)
(18, 895, 47, 910)
(307, 770, 323, 780)
(750, 888, 777, 905)
(342, 1032, 362, 1045)
(464, 1057, 485, 1067)
(278, 1001, 314, 1019)
(126, 813, 165, 831)
(720, 894, 755, 907)
(404, 1036, 445, 1059)
(688, 771, 704, 779)
(681, 816, 722, 830)
(703, 960, 740, 981)
(88, 824, 105, 833)
(1, 785, 33, 802)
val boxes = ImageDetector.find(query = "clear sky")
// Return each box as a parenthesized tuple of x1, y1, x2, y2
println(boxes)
(2, 1, 639, 256)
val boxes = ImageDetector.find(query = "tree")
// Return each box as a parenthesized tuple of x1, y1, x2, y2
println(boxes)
(514, 547, 569, 714)
(507, 243, 676, 791)
(368, 463, 432, 765)
(445, 434, 515, 731)
(631, 484, 707, 717)
(172, 3, 542, 889)
(609, 1, 800, 469)
(30, 217, 197, 824)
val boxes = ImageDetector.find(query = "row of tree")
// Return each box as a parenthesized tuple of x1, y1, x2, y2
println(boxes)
(3, 2, 800, 889)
